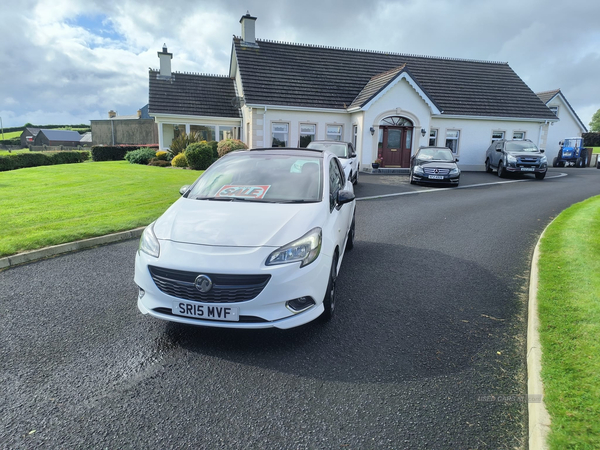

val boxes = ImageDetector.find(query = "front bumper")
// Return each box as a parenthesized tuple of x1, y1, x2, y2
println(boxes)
(412, 174, 460, 185)
(505, 164, 547, 173)
(134, 240, 331, 329)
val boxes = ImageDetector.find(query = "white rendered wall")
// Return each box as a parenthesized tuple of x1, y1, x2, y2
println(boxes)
(544, 95, 585, 161)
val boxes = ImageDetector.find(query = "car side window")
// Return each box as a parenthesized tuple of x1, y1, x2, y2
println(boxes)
(348, 143, 355, 157)
(496, 142, 502, 151)
(329, 158, 343, 211)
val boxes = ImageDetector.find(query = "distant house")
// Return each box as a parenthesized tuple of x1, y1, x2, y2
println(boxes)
(90, 105, 158, 146)
(148, 13, 565, 171)
(33, 129, 82, 147)
(20, 127, 41, 147)
(536, 89, 587, 161)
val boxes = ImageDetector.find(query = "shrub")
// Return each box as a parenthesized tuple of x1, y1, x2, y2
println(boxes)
(148, 159, 171, 167)
(0, 151, 89, 172)
(206, 140, 219, 158)
(125, 147, 158, 165)
(169, 132, 202, 156)
(171, 153, 188, 167)
(155, 151, 170, 161)
(217, 139, 248, 157)
(185, 142, 213, 170)
(91, 146, 129, 161)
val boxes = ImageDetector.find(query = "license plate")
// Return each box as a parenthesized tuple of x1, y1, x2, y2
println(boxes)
(428, 175, 444, 180)
(172, 301, 240, 321)
(521, 167, 535, 172)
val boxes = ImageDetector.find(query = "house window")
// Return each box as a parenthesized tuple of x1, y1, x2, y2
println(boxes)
(513, 131, 526, 140)
(429, 129, 438, 146)
(445, 130, 460, 154)
(272, 123, 289, 147)
(491, 131, 505, 143)
(549, 106, 559, 117)
(219, 126, 238, 141)
(190, 125, 216, 141)
(162, 123, 186, 148)
(299, 124, 316, 147)
(353, 125, 358, 147)
(326, 125, 343, 141)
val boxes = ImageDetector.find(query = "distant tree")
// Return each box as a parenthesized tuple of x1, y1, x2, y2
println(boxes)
(24, 122, 33, 127)
(589, 109, 600, 132)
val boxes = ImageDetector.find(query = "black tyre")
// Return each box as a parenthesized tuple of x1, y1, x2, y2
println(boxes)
(485, 159, 493, 173)
(552, 157, 559, 167)
(535, 172, 546, 180)
(346, 212, 355, 251)
(353, 169, 359, 185)
(410, 172, 416, 185)
(497, 161, 506, 178)
(321, 254, 338, 321)
(576, 157, 583, 168)
(581, 149, 588, 167)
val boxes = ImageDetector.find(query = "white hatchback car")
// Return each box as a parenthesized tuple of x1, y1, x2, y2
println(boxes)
(307, 141, 359, 185)
(134, 148, 356, 329)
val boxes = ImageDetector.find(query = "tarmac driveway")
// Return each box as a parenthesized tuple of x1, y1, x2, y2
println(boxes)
(1, 168, 599, 449)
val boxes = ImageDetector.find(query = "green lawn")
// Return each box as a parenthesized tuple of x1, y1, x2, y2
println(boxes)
(537, 196, 600, 449)
(0, 149, 31, 155)
(591, 147, 600, 154)
(0, 130, 22, 140)
(0, 161, 200, 257)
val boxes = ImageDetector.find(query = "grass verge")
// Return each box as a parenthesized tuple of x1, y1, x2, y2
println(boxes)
(537, 195, 600, 449)
(0, 131, 22, 140)
(0, 149, 31, 155)
(0, 161, 200, 257)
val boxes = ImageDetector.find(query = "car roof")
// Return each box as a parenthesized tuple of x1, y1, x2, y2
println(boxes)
(418, 146, 452, 150)
(242, 147, 325, 158)
(308, 140, 351, 145)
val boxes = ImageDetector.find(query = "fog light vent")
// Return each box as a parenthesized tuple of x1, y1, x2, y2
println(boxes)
(138, 287, 145, 299)
(286, 296, 315, 313)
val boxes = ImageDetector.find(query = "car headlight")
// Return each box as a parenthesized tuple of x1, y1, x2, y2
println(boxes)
(266, 228, 322, 268)
(506, 154, 517, 164)
(540, 156, 547, 164)
(139, 222, 160, 258)
(414, 166, 424, 174)
(450, 167, 460, 175)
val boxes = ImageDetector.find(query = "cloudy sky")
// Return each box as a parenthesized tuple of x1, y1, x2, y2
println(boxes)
(1, 0, 599, 129)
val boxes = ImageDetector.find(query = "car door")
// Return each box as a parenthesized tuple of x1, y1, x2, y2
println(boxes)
(327, 156, 353, 257)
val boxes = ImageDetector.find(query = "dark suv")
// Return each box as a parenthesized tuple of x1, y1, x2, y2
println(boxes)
(485, 139, 547, 180)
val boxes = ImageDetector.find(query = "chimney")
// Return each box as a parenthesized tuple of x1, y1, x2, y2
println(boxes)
(108, 110, 116, 118)
(137, 109, 142, 118)
(157, 44, 173, 78)
(239, 12, 257, 46)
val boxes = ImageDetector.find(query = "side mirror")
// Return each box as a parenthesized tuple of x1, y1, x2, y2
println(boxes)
(495, 147, 502, 152)
(559, 141, 563, 145)
(179, 185, 191, 196)
(455, 158, 459, 162)
(540, 149, 545, 153)
(337, 189, 355, 206)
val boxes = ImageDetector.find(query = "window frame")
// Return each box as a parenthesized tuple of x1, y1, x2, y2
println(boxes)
(352, 125, 358, 148)
(429, 129, 438, 147)
(445, 129, 461, 154)
(512, 131, 526, 140)
(271, 122, 290, 147)
(491, 130, 505, 144)
(326, 124, 344, 141)
(549, 106, 559, 117)
(299, 122, 317, 148)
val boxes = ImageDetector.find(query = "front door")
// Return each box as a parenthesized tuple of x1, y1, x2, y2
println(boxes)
(382, 127, 413, 167)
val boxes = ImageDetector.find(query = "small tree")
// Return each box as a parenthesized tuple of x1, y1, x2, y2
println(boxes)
(589, 108, 600, 133)
(169, 132, 202, 156)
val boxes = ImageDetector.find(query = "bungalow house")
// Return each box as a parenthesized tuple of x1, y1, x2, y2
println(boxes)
(536, 89, 587, 161)
(149, 13, 562, 171)
(33, 129, 82, 147)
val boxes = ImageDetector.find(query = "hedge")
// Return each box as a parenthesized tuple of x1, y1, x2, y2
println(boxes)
(0, 151, 89, 172)
(91, 145, 158, 162)
(583, 133, 600, 147)
(125, 147, 157, 165)
(185, 142, 213, 170)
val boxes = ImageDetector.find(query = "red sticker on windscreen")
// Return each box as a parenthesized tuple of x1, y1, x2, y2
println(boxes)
(215, 185, 271, 199)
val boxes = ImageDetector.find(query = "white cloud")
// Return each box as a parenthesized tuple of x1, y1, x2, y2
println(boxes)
(0, 0, 598, 128)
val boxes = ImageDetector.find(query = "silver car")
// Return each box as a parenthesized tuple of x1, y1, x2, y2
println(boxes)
(307, 141, 359, 185)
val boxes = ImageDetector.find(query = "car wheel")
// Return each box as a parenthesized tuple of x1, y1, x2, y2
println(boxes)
(353, 170, 359, 185)
(485, 158, 493, 173)
(321, 253, 338, 321)
(535, 172, 546, 180)
(346, 212, 355, 251)
(410, 172, 416, 185)
(497, 161, 505, 178)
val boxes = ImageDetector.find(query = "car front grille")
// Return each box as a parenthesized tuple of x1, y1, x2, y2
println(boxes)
(148, 266, 271, 303)
(517, 157, 540, 166)
(424, 167, 450, 175)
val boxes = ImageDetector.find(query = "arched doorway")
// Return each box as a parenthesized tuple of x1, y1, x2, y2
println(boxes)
(378, 116, 414, 167)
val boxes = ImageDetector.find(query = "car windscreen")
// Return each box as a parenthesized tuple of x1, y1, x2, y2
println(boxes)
(187, 153, 323, 203)
(417, 148, 454, 161)
(563, 139, 581, 148)
(506, 141, 539, 152)
(307, 142, 348, 158)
